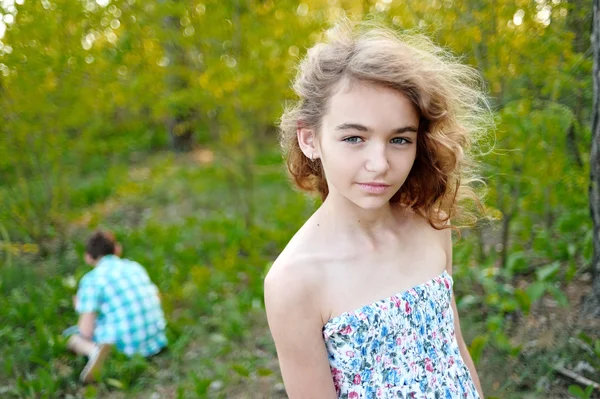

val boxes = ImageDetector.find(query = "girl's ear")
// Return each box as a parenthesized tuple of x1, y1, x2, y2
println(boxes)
(297, 123, 320, 161)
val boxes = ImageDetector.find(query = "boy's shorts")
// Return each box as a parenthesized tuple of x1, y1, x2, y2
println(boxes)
(62, 325, 81, 338)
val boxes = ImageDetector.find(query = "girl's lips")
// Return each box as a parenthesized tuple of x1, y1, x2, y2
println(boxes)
(357, 183, 390, 194)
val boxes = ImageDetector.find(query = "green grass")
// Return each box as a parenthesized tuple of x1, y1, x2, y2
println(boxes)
(0, 148, 313, 398)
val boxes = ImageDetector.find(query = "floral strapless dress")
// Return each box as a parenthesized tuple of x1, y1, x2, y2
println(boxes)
(322, 271, 480, 399)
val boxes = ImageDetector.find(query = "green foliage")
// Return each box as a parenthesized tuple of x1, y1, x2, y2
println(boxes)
(568, 385, 595, 399)
(562, 332, 600, 398)
(0, 149, 314, 397)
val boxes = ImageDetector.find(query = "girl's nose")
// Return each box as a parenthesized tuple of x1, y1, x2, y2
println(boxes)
(364, 143, 390, 174)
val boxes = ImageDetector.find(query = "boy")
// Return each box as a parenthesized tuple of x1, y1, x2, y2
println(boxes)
(65, 231, 167, 383)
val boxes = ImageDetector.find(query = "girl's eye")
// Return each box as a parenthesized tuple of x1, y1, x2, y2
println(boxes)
(391, 137, 410, 145)
(343, 136, 363, 144)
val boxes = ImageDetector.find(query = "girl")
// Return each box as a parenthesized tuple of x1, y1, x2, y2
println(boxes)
(264, 20, 490, 398)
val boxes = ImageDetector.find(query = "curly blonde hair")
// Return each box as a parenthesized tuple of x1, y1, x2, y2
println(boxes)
(280, 20, 492, 229)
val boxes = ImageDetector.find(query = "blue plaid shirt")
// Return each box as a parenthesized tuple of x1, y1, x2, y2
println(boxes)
(76, 255, 167, 357)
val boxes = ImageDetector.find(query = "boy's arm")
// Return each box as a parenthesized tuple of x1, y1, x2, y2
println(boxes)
(75, 274, 100, 340)
(77, 312, 97, 340)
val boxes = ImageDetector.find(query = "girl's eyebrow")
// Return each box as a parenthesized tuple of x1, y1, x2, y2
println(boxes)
(335, 123, 369, 132)
(335, 123, 418, 134)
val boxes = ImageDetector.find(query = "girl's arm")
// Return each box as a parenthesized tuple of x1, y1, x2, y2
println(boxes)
(264, 263, 338, 399)
(451, 299, 484, 397)
(443, 226, 485, 398)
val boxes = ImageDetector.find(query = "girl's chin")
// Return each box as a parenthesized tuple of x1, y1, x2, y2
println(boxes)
(325, 187, 396, 210)
(349, 196, 394, 210)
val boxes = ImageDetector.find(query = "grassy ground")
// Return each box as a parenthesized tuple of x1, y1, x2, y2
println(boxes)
(0, 148, 312, 398)
(1, 148, 598, 398)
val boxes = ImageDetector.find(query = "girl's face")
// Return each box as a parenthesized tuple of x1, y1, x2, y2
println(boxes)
(316, 81, 419, 210)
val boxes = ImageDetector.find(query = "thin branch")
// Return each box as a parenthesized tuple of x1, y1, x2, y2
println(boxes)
(554, 365, 600, 390)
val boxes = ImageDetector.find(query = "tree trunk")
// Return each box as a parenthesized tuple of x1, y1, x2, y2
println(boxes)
(166, 113, 194, 152)
(583, 0, 600, 317)
(500, 211, 512, 269)
(162, 7, 194, 152)
(565, 0, 592, 168)
(566, 0, 593, 54)
(566, 122, 584, 168)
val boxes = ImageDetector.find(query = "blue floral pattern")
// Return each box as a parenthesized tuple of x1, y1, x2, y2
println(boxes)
(323, 271, 480, 399)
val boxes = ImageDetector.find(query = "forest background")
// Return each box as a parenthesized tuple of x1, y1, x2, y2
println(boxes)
(0, 0, 599, 398)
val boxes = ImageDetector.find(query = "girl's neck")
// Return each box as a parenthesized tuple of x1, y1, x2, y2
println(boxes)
(317, 193, 404, 250)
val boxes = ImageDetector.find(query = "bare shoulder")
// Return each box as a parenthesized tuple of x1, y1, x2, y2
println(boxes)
(400, 206, 451, 237)
(263, 228, 338, 397)
(264, 230, 327, 319)
(264, 254, 322, 304)
(399, 206, 453, 268)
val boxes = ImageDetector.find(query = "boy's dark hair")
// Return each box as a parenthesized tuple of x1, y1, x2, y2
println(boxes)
(86, 230, 117, 260)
